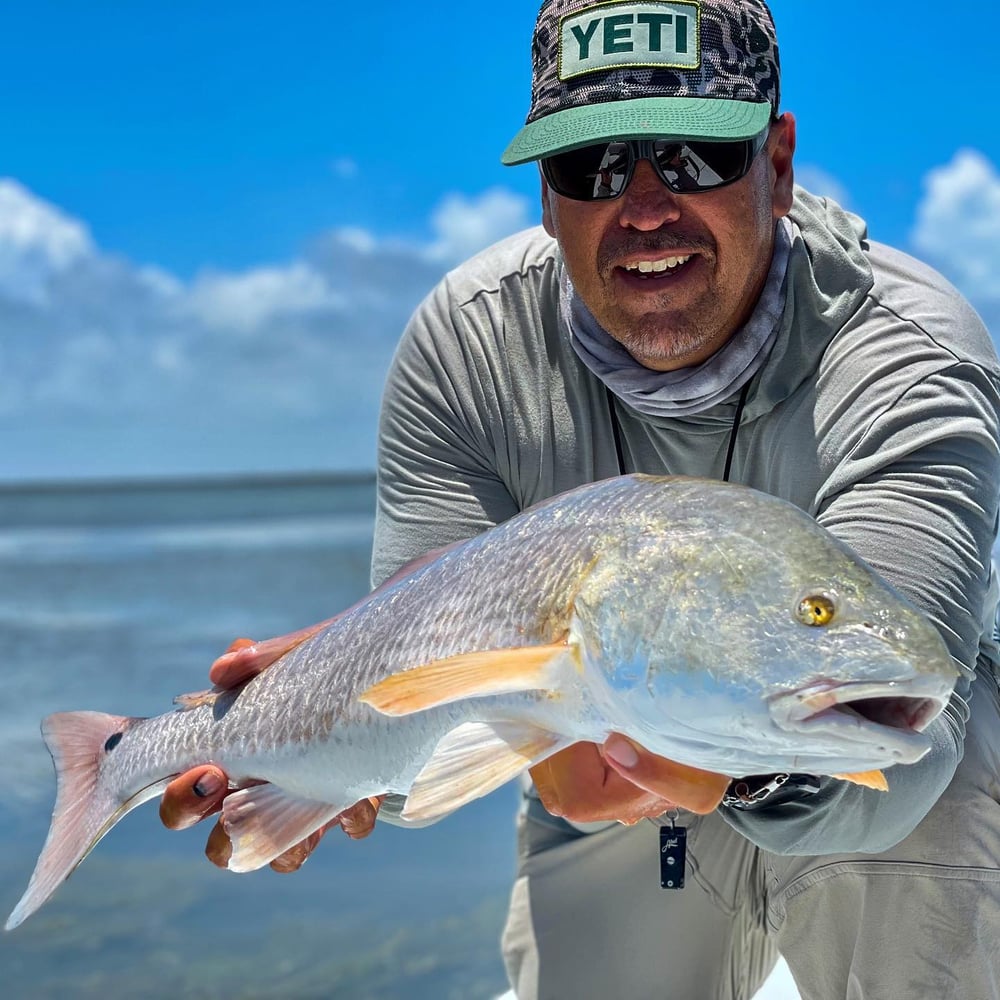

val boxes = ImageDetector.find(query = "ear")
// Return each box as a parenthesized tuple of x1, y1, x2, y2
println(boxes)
(769, 112, 796, 219)
(540, 167, 557, 237)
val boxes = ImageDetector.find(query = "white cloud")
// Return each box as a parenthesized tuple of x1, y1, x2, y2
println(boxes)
(424, 187, 534, 264)
(187, 262, 346, 334)
(0, 179, 94, 306)
(912, 149, 1000, 307)
(334, 226, 377, 255)
(794, 166, 851, 210)
(0, 180, 93, 265)
(8, 155, 998, 480)
(0, 179, 535, 477)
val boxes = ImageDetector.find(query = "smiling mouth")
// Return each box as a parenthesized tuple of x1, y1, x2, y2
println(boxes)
(621, 254, 693, 277)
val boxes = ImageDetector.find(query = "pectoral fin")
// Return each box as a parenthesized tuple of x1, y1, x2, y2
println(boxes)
(359, 642, 578, 717)
(402, 721, 566, 823)
(832, 769, 888, 791)
(221, 784, 345, 873)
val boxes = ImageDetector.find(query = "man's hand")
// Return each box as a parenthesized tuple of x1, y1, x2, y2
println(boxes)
(160, 632, 382, 871)
(529, 736, 730, 825)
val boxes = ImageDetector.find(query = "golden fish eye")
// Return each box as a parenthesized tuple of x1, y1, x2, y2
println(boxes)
(796, 594, 836, 627)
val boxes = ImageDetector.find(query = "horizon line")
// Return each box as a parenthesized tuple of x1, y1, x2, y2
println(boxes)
(0, 468, 377, 495)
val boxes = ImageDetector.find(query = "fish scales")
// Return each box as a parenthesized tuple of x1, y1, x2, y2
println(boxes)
(5, 475, 959, 930)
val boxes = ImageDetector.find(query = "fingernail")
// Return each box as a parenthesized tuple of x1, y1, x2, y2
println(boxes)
(193, 772, 223, 798)
(604, 737, 639, 769)
(341, 815, 364, 835)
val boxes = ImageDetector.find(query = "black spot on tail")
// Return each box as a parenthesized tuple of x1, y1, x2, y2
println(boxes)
(103, 732, 124, 752)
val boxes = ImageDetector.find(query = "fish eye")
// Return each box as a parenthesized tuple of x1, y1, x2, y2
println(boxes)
(796, 594, 836, 627)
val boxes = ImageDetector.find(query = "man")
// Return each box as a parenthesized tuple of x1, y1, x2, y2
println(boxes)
(162, 1, 1000, 996)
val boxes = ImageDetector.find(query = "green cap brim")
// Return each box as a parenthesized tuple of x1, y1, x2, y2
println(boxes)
(501, 96, 773, 166)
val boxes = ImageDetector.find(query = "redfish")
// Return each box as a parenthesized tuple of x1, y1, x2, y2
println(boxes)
(5, 475, 957, 930)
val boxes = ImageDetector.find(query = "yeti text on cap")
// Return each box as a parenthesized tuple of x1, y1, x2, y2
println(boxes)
(558, 1, 701, 80)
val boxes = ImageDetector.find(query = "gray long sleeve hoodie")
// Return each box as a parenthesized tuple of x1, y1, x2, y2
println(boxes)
(371, 188, 1000, 855)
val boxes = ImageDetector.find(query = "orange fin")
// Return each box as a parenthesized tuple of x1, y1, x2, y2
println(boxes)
(221, 784, 344, 873)
(402, 721, 566, 823)
(832, 769, 888, 791)
(359, 643, 577, 718)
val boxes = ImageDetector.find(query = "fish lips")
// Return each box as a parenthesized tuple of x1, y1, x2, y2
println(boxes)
(768, 676, 953, 766)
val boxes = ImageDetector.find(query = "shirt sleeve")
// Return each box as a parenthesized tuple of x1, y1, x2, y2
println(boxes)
(723, 362, 1000, 855)
(371, 276, 521, 589)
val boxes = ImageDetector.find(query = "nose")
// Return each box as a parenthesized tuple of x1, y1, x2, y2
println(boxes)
(617, 159, 682, 231)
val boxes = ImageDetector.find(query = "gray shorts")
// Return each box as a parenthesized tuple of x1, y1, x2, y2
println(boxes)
(501, 670, 1000, 1000)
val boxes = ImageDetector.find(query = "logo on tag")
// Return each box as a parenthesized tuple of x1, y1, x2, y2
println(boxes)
(559, 1, 700, 80)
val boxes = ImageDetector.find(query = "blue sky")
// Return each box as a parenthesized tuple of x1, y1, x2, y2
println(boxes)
(2, 1, 999, 480)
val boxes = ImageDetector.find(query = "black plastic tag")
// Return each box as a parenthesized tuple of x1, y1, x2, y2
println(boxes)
(659, 823, 687, 889)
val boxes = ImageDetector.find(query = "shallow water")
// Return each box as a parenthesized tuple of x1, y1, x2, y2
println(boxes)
(0, 474, 516, 998)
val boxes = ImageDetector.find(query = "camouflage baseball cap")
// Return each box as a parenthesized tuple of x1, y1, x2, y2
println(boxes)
(502, 0, 780, 165)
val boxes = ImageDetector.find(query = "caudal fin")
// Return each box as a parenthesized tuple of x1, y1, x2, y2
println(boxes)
(5, 711, 150, 931)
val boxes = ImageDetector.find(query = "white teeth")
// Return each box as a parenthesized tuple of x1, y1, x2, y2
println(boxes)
(625, 255, 692, 274)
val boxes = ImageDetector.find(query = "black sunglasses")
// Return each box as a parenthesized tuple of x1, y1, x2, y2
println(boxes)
(541, 130, 770, 202)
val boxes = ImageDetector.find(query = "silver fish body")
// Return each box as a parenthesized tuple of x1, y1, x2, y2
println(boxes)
(6, 475, 958, 930)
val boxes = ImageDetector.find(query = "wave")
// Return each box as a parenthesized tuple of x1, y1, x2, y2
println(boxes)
(0, 513, 374, 563)
(0, 471, 376, 530)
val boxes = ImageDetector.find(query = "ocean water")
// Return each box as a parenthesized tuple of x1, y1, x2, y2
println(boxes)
(0, 474, 800, 1000)
(0, 474, 518, 999)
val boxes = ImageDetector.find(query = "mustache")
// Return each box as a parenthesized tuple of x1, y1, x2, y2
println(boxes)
(597, 232, 715, 271)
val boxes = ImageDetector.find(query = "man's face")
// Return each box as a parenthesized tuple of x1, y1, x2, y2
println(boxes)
(541, 114, 797, 372)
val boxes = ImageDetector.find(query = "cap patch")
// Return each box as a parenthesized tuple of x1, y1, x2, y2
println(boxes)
(559, 1, 700, 80)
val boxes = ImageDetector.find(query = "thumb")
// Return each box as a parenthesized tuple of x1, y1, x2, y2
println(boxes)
(601, 735, 730, 815)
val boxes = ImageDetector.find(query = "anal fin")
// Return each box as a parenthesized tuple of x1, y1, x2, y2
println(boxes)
(221, 784, 345, 872)
(832, 769, 888, 791)
(402, 721, 566, 824)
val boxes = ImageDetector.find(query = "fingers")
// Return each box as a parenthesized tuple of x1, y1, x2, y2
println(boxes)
(602, 735, 731, 814)
(159, 765, 229, 831)
(209, 620, 337, 688)
(269, 827, 324, 873)
(339, 796, 383, 839)
(223, 637, 256, 654)
(208, 638, 267, 688)
(529, 739, 731, 823)
(268, 797, 384, 873)
(530, 743, 675, 824)
(530, 742, 604, 815)
(205, 818, 234, 869)
(163, 767, 383, 873)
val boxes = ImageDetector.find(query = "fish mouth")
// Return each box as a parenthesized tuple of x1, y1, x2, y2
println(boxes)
(769, 679, 951, 764)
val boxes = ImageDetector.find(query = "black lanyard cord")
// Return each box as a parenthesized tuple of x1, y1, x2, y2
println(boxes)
(606, 385, 628, 475)
(722, 379, 751, 483)
(605, 379, 751, 484)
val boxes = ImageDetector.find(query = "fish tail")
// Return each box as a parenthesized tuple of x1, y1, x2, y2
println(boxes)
(5, 711, 149, 931)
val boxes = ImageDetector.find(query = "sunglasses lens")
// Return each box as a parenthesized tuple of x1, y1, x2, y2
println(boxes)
(543, 142, 631, 200)
(543, 131, 767, 201)
(652, 139, 756, 193)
